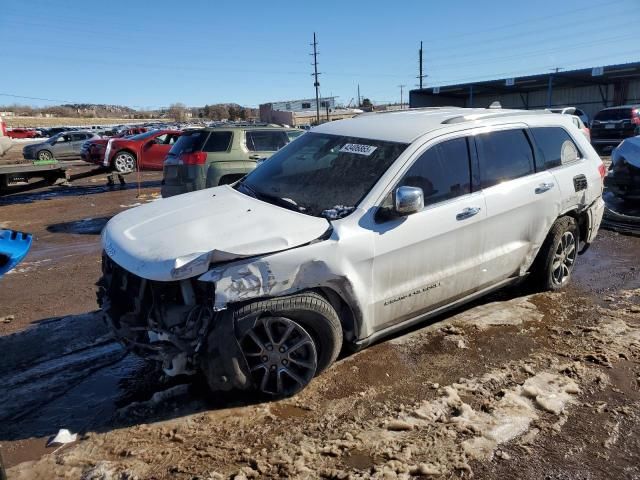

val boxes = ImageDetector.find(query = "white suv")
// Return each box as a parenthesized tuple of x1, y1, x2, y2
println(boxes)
(99, 107, 606, 397)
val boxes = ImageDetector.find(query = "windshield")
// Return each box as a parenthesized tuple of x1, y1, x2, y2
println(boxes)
(236, 132, 408, 219)
(129, 130, 158, 141)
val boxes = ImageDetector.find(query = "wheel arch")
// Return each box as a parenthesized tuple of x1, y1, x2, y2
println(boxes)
(111, 148, 137, 164)
(559, 208, 589, 250)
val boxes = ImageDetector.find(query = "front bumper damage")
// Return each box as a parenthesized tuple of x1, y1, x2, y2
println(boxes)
(97, 254, 251, 391)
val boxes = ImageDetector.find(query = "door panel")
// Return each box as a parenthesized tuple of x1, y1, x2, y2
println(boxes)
(476, 171, 560, 284)
(370, 135, 487, 331)
(473, 128, 562, 285)
(371, 192, 487, 330)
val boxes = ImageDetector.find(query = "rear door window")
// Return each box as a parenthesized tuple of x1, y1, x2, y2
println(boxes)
(530, 127, 581, 170)
(475, 129, 534, 189)
(204, 131, 232, 152)
(245, 130, 289, 151)
(398, 137, 472, 207)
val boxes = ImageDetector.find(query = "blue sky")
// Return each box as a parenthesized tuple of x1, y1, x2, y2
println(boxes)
(1, 0, 638, 109)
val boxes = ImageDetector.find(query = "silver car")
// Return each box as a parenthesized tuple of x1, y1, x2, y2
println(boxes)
(22, 131, 100, 161)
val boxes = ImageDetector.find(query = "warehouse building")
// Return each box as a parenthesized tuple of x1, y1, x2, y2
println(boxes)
(259, 96, 360, 126)
(409, 62, 640, 118)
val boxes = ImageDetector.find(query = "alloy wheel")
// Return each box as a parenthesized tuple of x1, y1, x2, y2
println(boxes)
(551, 231, 576, 286)
(114, 153, 135, 173)
(240, 316, 317, 396)
(37, 151, 51, 161)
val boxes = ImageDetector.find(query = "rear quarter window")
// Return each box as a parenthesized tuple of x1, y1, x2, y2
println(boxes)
(530, 127, 581, 170)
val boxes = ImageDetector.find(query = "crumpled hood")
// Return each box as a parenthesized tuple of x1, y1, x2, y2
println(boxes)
(612, 136, 640, 169)
(102, 185, 330, 281)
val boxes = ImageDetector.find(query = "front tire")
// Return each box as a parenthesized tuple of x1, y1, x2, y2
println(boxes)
(233, 292, 343, 397)
(37, 150, 52, 161)
(112, 151, 136, 173)
(531, 216, 579, 291)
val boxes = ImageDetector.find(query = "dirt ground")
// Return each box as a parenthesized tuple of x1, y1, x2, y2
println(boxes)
(0, 161, 639, 480)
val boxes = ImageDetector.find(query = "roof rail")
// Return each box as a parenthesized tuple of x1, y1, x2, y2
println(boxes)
(441, 109, 551, 125)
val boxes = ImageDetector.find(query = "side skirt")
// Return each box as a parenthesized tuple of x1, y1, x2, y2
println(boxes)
(354, 276, 522, 349)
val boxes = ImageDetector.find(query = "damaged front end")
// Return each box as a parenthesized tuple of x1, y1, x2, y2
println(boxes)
(97, 253, 251, 391)
(606, 137, 640, 201)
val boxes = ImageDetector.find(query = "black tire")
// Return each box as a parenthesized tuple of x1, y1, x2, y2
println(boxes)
(36, 150, 52, 161)
(233, 292, 343, 396)
(530, 216, 579, 291)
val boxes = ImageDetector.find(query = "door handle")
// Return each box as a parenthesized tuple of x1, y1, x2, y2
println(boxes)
(456, 207, 481, 221)
(249, 154, 261, 160)
(535, 182, 554, 194)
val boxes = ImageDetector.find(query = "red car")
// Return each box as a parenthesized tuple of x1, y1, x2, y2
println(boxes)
(7, 128, 39, 139)
(81, 129, 181, 172)
(106, 127, 148, 138)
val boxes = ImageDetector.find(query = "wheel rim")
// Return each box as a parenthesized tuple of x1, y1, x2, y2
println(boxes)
(114, 153, 135, 173)
(551, 231, 576, 286)
(240, 316, 317, 396)
(38, 151, 51, 160)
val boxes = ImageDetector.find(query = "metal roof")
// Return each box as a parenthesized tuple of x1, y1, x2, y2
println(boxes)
(410, 62, 640, 100)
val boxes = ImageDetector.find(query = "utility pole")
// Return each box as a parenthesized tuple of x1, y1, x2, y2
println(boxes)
(357, 84, 361, 107)
(398, 84, 406, 108)
(311, 32, 321, 125)
(417, 41, 427, 89)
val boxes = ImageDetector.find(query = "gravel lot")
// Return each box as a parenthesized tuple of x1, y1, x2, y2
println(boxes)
(0, 154, 638, 480)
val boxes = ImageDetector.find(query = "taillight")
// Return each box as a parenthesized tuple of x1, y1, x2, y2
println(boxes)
(179, 151, 207, 165)
(598, 163, 606, 179)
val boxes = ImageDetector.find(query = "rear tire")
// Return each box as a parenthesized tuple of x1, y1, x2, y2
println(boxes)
(530, 216, 579, 291)
(233, 292, 343, 397)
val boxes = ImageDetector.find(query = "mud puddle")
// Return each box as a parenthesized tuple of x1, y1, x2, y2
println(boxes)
(0, 180, 162, 205)
(46, 216, 111, 235)
(0, 312, 194, 468)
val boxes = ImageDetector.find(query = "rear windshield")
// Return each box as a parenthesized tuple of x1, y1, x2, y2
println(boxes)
(168, 130, 209, 155)
(594, 108, 632, 121)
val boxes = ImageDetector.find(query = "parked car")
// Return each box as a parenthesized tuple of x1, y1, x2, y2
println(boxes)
(590, 105, 640, 150)
(0, 118, 12, 156)
(605, 136, 640, 201)
(40, 127, 72, 137)
(161, 126, 302, 197)
(81, 129, 181, 172)
(98, 108, 606, 397)
(22, 131, 100, 161)
(7, 128, 39, 139)
(547, 107, 589, 127)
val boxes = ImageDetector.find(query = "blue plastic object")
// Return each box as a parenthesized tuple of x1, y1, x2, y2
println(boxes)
(0, 229, 33, 278)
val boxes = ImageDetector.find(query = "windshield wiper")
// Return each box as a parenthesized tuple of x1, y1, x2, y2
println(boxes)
(237, 181, 304, 213)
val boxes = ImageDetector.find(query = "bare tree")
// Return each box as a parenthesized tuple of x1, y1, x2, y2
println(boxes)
(168, 103, 188, 122)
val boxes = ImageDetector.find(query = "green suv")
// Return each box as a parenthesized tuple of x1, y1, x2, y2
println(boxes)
(161, 126, 303, 197)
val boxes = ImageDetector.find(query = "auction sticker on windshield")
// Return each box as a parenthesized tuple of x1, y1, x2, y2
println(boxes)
(339, 143, 378, 156)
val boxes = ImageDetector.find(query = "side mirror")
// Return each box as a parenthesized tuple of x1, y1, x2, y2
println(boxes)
(394, 186, 424, 216)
